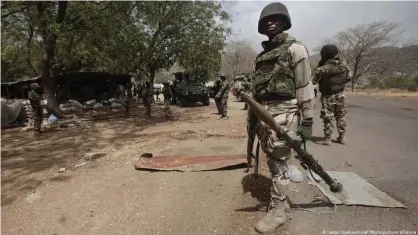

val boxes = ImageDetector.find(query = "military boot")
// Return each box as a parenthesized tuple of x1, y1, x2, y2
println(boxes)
(219, 116, 228, 120)
(254, 200, 290, 234)
(322, 136, 331, 146)
(337, 135, 346, 145)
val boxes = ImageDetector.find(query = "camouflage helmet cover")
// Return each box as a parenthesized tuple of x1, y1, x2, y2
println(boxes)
(258, 2, 292, 34)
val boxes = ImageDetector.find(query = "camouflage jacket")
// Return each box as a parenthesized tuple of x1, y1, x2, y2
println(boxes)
(162, 85, 173, 98)
(216, 81, 230, 99)
(247, 33, 315, 155)
(313, 56, 353, 95)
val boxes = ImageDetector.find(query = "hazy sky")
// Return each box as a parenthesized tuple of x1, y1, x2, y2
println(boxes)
(226, 1, 418, 53)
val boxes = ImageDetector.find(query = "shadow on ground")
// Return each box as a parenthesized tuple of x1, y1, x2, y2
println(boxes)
(1, 103, 211, 206)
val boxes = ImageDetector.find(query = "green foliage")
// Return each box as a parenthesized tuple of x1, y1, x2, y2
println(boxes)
(365, 74, 418, 91)
(1, 1, 231, 83)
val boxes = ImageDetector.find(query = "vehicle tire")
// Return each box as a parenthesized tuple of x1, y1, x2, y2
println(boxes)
(203, 99, 210, 106)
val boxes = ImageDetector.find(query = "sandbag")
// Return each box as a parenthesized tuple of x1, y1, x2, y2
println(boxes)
(93, 103, 104, 110)
(71, 107, 83, 114)
(68, 100, 83, 109)
(1, 100, 23, 126)
(60, 102, 72, 109)
(110, 103, 123, 108)
(109, 98, 117, 103)
(84, 99, 97, 106)
(61, 107, 73, 115)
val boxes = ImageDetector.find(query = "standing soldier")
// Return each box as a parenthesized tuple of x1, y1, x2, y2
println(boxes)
(142, 79, 152, 118)
(213, 80, 222, 115)
(246, 2, 315, 233)
(241, 76, 252, 110)
(125, 81, 133, 116)
(28, 83, 44, 134)
(313, 44, 352, 145)
(215, 73, 230, 120)
(162, 81, 173, 118)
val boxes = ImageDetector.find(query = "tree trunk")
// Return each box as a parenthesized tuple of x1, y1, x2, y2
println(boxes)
(38, 1, 68, 119)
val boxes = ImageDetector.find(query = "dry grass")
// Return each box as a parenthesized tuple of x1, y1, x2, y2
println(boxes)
(348, 88, 418, 98)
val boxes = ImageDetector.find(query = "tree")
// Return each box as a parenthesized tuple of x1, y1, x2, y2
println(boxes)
(130, 1, 230, 84)
(315, 21, 408, 91)
(221, 40, 257, 79)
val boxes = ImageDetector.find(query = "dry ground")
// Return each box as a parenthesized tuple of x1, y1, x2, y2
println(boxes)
(1, 94, 417, 235)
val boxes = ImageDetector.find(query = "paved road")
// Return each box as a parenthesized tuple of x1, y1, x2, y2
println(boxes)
(299, 94, 418, 234)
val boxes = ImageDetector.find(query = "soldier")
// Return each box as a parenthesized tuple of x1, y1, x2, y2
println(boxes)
(215, 73, 230, 120)
(313, 44, 352, 145)
(125, 81, 133, 116)
(142, 80, 152, 118)
(246, 3, 315, 233)
(213, 80, 222, 115)
(241, 76, 252, 110)
(162, 81, 173, 118)
(28, 83, 44, 134)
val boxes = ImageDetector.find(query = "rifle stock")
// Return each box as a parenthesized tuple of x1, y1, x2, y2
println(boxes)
(242, 94, 343, 193)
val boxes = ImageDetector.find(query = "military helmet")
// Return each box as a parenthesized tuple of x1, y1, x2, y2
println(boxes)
(30, 83, 40, 90)
(258, 2, 292, 34)
(320, 44, 339, 60)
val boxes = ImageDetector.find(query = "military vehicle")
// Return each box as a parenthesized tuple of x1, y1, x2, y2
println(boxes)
(172, 72, 210, 107)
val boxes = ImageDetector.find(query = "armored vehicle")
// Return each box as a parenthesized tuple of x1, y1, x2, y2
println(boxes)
(172, 72, 210, 107)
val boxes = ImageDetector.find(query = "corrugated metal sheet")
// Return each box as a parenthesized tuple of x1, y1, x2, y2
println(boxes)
(308, 171, 406, 208)
(134, 154, 247, 172)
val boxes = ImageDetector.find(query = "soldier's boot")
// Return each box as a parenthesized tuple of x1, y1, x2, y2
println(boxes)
(322, 136, 332, 146)
(336, 135, 346, 145)
(255, 160, 290, 234)
(219, 115, 228, 120)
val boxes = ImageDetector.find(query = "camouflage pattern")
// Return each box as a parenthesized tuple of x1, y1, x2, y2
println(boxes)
(142, 87, 152, 118)
(320, 92, 347, 139)
(313, 55, 352, 141)
(248, 32, 315, 233)
(28, 89, 43, 132)
(162, 84, 173, 118)
(215, 79, 230, 117)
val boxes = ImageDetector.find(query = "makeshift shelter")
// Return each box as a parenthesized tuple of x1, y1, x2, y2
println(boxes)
(53, 72, 131, 103)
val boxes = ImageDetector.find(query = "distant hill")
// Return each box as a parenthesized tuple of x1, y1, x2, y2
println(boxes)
(309, 44, 418, 78)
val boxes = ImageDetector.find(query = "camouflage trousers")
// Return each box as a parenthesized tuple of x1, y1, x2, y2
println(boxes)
(143, 96, 152, 117)
(257, 99, 300, 205)
(164, 97, 172, 118)
(220, 96, 228, 117)
(320, 92, 347, 139)
(215, 98, 222, 114)
(32, 106, 43, 132)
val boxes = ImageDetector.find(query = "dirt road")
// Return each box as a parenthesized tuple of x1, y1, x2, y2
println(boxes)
(2, 94, 418, 235)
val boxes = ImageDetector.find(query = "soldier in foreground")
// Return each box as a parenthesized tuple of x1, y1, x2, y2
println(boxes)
(162, 81, 173, 118)
(28, 83, 44, 134)
(246, 2, 315, 233)
(215, 73, 230, 120)
(313, 44, 352, 145)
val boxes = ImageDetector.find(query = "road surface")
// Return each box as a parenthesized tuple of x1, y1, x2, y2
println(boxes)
(1, 93, 417, 235)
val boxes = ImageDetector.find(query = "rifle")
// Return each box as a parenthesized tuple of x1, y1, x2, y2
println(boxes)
(242, 94, 343, 193)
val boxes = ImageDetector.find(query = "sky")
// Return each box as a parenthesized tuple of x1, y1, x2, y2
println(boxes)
(225, 1, 418, 53)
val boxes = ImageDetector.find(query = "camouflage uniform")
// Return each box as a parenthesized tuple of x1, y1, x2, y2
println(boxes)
(313, 44, 353, 145)
(215, 75, 230, 119)
(241, 77, 252, 110)
(142, 82, 152, 118)
(162, 82, 173, 118)
(213, 80, 222, 115)
(247, 3, 315, 233)
(28, 83, 43, 133)
(125, 82, 133, 116)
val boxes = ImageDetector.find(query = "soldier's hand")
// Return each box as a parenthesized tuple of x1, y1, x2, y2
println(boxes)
(297, 118, 313, 138)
